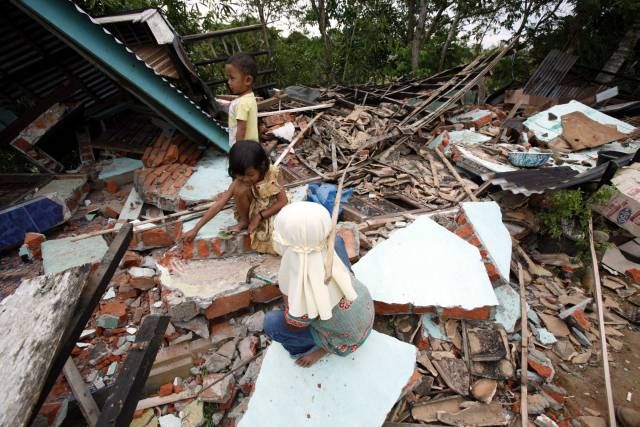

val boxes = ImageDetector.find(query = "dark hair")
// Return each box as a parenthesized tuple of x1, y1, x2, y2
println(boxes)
(225, 53, 257, 80)
(228, 140, 270, 178)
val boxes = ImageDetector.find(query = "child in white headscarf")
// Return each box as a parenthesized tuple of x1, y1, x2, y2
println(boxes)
(264, 201, 374, 367)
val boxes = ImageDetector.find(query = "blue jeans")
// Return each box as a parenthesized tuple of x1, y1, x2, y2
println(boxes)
(264, 236, 352, 356)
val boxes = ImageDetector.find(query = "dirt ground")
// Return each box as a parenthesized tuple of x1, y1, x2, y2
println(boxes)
(555, 326, 640, 418)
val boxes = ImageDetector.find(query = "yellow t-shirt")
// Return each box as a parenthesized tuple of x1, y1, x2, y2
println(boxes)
(228, 92, 258, 147)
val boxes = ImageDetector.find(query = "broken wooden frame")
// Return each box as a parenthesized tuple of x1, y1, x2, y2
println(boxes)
(97, 315, 169, 427)
(28, 224, 133, 425)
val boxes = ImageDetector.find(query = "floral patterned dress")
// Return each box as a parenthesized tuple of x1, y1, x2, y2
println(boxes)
(285, 277, 375, 356)
(249, 165, 283, 254)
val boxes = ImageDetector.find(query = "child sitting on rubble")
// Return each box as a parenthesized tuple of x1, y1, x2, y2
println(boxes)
(180, 140, 288, 254)
(225, 53, 259, 147)
(264, 201, 374, 367)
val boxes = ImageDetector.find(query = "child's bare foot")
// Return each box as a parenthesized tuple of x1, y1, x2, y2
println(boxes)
(295, 348, 328, 367)
(227, 222, 248, 234)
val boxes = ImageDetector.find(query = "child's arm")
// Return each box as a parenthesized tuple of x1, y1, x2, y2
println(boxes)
(248, 188, 288, 233)
(236, 119, 247, 141)
(180, 183, 234, 242)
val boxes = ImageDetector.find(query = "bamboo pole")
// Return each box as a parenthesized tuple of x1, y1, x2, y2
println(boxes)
(430, 148, 478, 201)
(588, 218, 617, 427)
(518, 262, 528, 427)
(325, 153, 356, 282)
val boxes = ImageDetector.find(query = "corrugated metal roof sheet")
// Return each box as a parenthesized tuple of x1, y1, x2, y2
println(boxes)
(523, 49, 577, 98)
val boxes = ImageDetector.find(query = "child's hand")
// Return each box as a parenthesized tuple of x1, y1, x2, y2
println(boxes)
(180, 228, 197, 243)
(248, 215, 261, 234)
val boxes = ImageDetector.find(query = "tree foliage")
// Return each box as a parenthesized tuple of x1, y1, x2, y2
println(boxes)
(75, 0, 640, 92)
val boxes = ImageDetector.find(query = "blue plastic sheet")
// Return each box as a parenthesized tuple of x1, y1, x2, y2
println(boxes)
(306, 183, 353, 216)
(0, 196, 64, 250)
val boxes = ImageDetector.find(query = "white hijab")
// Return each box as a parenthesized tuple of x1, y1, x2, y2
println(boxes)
(272, 202, 358, 320)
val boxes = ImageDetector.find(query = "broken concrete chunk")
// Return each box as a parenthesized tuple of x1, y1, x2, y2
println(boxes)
(553, 340, 577, 361)
(128, 267, 156, 290)
(239, 331, 416, 427)
(174, 316, 210, 339)
(575, 416, 607, 427)
(238, 335, 259, 361)
(180, 400, 203, 427)
(412, 396, 467, 423)
(462, 202, 512, 283)
(238, 354, 264, 395)
(204, 352, 231, 373)
(352, 216, 499, 311)
(216, 338, 238, 360)
(242, 311, 265, 333)
(437, 401, 509, 426)
(534, 327, 557, 345)
(200, 373, 235, 404)
(494, 285, 520, 333)
(166, 293, 198, 323)
(534, 414, 559, 427)
(158, 414, 181, 427)
(538, 312, 570, 337)
(471, 379, 497, 403)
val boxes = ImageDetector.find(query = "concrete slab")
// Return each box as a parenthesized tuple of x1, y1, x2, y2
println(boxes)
(98, 157, 143, 185)
(462, 202, 511, 284)
(42, 236, 109, 275)
(353, 216, 498, 310)
(118, 187, 144, 221)
(35, 177, 88, 207)
(239, 330, 416, 427)
(182, 209, 236, 240)
(494, 285, 520, 333)
(179, 150, 231, 204)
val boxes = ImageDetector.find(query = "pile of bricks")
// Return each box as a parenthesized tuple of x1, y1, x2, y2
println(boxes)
(134, 130, 204, 211)
(183, 232, 252, 260)
(142, 130, 203, 168)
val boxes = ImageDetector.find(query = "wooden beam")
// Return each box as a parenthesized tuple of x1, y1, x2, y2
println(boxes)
(518, 263, 528, 427)
(97, 315, 169, 426)
(274, 112, 324, 167)
(588, 218, 617, 427)
(183, 23, 265, 42)
(63, 358, 99, 426)
(29, 224, 133, 425)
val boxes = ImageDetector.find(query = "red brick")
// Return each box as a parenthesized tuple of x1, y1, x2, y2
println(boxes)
(412, 306, 436, 314)
(183, 241, 194, 259)
(141, 228, 175, 247)
(196, 240, 210, 258)
(484, 262, 499, 282)
(102, 206, 120, 219)
(159, 383, 174, 397)
(468, 236, 482, 247)
(571, 309, 590, 331)
(166, 144, 180, 164)
(455, 213, 467, 225)
(454, 224, 474, 239)
(100, 301, 127, 322)
(24, 232, 46, 259)
(473, 113, 493, 129)
(211, 238, 224, 257)
(105, 180, 119, 194)
(250, 284, 282, 303)
(130, 276, 156, 291)
(243, 235, 252, 252)
(528, 359, 553, 379)
(402, 369, 423, 395)
(122, 251, 143, 268)
(112, 272, 131, 286)
(626, 268, 640, 283)
(373, 301, 412, 315)
(441, 305, 491, 321)
(414, 328, 430, 350)
(205, 290, 252, 319)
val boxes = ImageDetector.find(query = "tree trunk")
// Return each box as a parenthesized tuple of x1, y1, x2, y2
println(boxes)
(438, 4, 462, 71)
(406, 0, 418, 44)
(411, 0, 429, 72)
(310, 0, 333, 83)
(255, 0, 272, 53)
(411, 2, 448, 72)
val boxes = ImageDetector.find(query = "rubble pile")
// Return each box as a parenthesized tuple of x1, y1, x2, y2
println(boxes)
(3, 32, 640, 427)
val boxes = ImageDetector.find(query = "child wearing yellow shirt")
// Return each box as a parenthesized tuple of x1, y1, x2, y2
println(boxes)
(225, 54, 259, 147)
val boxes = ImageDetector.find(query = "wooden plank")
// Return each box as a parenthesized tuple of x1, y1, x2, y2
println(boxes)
(588, 219, 617, 427)
(63, 358, 99, 426)
(97, 315, 169, 426)
(518, 263, 528, 427)
(0, 266, 91, 427)
(118, 188, 143, 222)
(274, 112, 325, 167)
(430, 148, 477, 201)
(136, 390, 198, 411)
(29, 224, 133, 425)
(257, 103, 334, 117)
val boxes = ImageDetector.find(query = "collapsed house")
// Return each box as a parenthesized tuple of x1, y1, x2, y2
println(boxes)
(1, 2, 640, 427)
